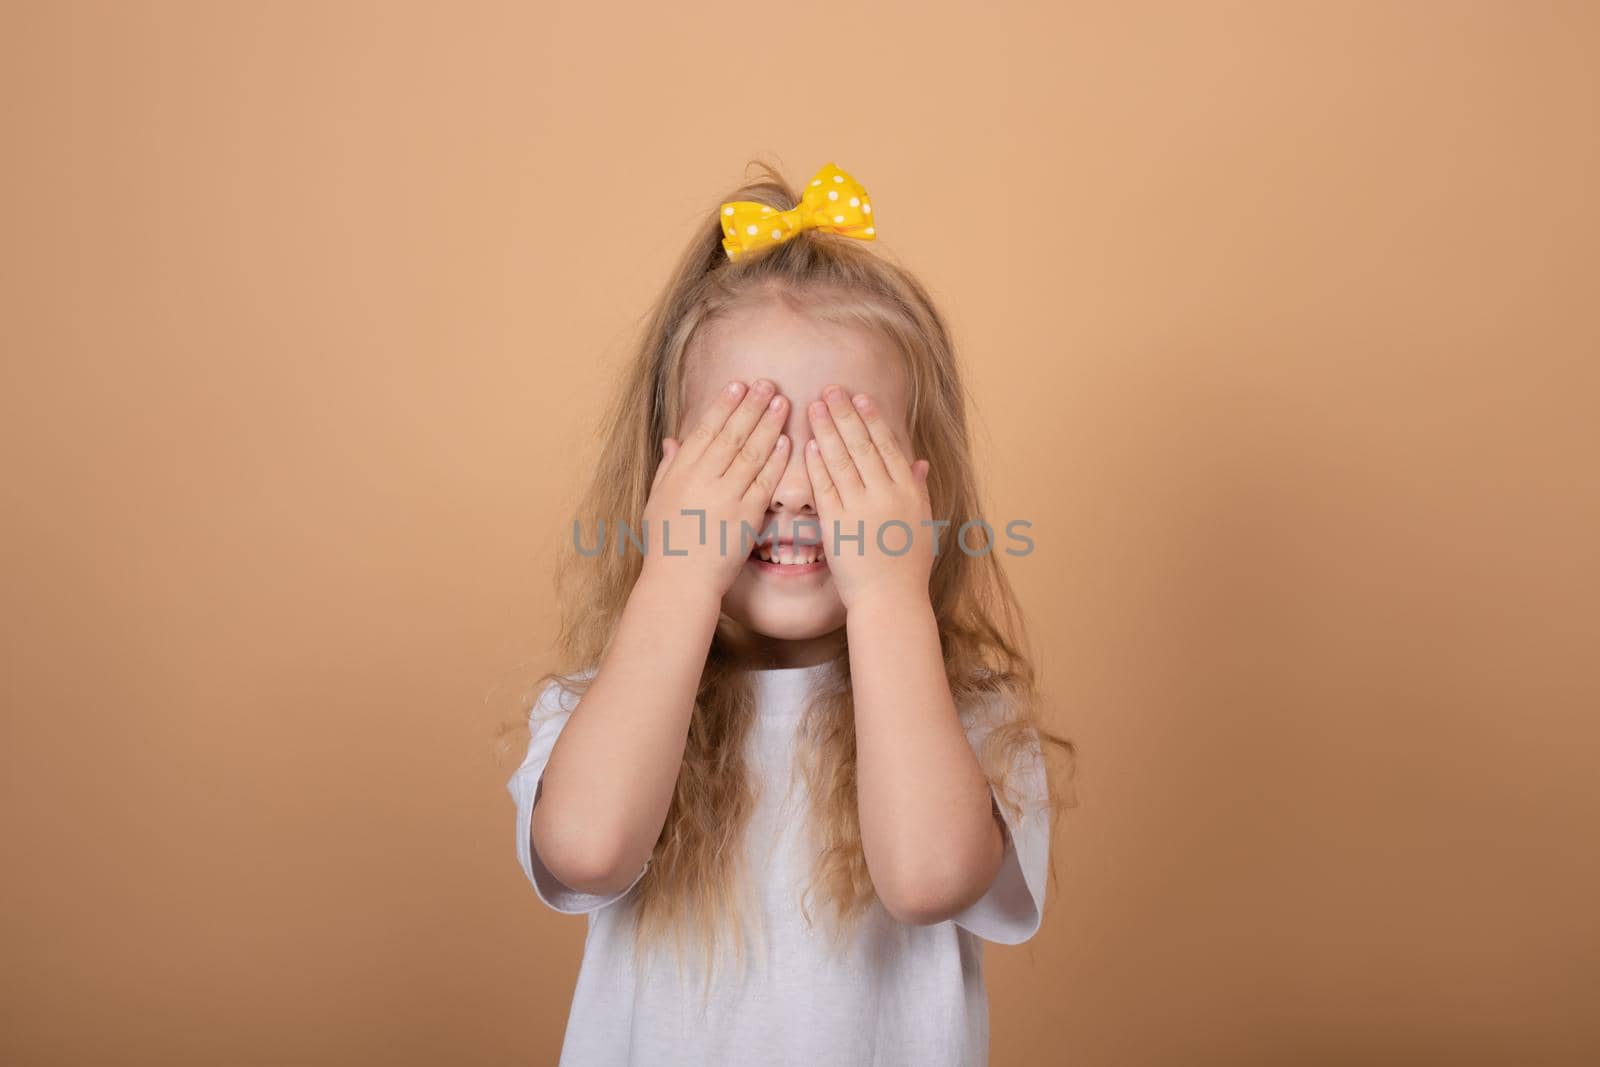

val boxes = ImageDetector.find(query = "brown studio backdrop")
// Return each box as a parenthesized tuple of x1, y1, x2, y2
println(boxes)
(3, 2, 1597, 1065)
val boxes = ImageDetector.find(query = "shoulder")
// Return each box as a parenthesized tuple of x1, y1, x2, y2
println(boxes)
(510, 666, 600, 777)
(953, 677, 1047, 793)
(529, 665, 600, 723)
(953, 671, 1028, 738)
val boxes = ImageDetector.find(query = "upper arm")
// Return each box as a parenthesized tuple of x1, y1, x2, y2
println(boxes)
(949, 712, 1051, 944)
(506, 680, 649, 915)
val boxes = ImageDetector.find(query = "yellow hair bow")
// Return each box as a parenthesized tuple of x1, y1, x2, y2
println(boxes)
(719, 162, 877, 261)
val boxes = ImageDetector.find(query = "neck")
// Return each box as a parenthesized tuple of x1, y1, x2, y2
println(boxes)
(744, 628, 846, 669)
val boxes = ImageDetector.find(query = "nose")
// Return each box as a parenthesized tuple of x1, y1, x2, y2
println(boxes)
(767, 426, 814, 516)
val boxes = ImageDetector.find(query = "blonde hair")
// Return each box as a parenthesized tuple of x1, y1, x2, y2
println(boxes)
(504, 158, 1076, 989)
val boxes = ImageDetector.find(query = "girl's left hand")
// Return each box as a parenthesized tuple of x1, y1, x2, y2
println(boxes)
(804, 386, 935, 611)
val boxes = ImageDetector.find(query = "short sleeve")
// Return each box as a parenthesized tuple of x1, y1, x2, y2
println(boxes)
(505, 678, 649, 915)
(951, 706, 1051, 944)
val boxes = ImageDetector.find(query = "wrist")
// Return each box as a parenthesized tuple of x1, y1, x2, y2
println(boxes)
(843, 582, 933, 625)
(634, 560, 727, 617)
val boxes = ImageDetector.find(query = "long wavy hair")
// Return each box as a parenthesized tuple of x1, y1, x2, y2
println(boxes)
(502, 158, 1076, 991)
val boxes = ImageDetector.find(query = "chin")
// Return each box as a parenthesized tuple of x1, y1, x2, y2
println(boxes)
(728, 608, 845, 642)
(722, 569, 846, 641)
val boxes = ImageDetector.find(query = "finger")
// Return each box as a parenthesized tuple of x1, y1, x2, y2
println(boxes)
(804, 438, 843, 515)
(849, 392, 912, 483)
(678, 380, 749, 465)
(823, 385, 891, 487)
(806, 398, 864, 500)
(704, 379, 778, 476)
(743, 433, 790, 506)
(725, 392, 788, 490)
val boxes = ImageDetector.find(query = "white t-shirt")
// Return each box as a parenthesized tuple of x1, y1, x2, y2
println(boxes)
(506, 662, 1051, 1066)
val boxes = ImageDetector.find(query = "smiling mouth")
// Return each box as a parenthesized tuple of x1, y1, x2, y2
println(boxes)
(749, 541, 828, 573)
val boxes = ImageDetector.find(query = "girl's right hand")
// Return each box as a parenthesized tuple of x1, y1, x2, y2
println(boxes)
(639, 379, 790, 598)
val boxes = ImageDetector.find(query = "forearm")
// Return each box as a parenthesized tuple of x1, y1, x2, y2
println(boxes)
(847, 589, 1005, 924)
(533, 569, 722, 893)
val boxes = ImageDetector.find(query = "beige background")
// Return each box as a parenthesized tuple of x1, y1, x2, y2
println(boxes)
(4, 2, 1597, 1064)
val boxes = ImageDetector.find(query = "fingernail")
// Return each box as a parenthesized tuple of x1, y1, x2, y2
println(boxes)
(809, 401, 828, 419)
(807, 439, 819, 452)
(825, 386, 845, 403)
(852, 394, 869, 410)
(753, 379, 774, 394)
(768, 395, 784, 411)
(776, 434, 789, 448)
(726, 381, 744, 396)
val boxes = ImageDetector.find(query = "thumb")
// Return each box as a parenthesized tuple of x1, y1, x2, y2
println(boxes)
(654, 437, 681, 488)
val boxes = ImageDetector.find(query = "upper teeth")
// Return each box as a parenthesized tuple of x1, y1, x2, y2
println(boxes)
(757, 544, 823, 564)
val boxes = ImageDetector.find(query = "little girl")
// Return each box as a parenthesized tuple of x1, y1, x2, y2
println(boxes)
(506, 160, 1073, 1066)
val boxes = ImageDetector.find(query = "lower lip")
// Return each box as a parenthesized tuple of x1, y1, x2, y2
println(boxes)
(749, 556, 828, 576)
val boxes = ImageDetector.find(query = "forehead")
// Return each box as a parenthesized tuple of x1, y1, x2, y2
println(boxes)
(684, 298, 905, 415)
